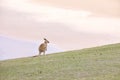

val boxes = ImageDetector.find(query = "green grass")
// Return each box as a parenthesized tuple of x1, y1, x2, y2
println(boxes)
(0, 43, 120, 80)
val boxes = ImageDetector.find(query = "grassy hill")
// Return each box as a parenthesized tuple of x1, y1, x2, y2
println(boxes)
(0, 43, 120, 80)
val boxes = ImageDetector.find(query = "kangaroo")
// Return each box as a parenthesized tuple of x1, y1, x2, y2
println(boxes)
(38, 38, 49, 55)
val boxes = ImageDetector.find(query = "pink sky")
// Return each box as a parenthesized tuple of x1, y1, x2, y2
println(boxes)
(0, 0, 120, 50)
(33, 0, 120, 17)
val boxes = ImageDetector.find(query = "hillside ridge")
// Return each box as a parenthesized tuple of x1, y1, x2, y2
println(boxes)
(0, 43, 120, 80)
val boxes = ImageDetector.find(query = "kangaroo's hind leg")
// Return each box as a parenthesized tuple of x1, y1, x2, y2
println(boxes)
(39, 50, 42, 56)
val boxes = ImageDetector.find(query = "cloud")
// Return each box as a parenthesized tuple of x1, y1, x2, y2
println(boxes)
(1, 0, 120, 37)
(67, 17, 120, 35)
(0, 0, 92, 22)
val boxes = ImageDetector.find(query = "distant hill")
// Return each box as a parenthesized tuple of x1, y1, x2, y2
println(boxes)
(0, 36, 62, 60)
(0, 43, 120, 80)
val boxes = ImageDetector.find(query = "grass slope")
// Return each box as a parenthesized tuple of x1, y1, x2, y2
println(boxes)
(0, 43, 120, 80)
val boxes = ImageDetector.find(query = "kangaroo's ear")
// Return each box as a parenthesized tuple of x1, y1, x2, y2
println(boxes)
(47, 40, 50, 43)
(44, 38, 46, 40)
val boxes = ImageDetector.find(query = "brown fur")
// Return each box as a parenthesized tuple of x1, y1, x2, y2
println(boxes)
(38, 38, 49, 55)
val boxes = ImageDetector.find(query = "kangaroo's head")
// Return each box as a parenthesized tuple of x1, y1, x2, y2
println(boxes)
(44, 38, 49, 44)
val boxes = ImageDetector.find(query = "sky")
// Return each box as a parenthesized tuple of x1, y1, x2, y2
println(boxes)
(0, 0, 120, 50)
